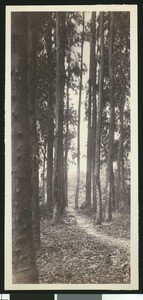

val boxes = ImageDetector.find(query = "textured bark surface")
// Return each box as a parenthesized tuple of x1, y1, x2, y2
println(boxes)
(12, 13, 39, 283)
(53, 13, 65, 222)
(75, 13, 84, 209)
(91, 13, 97, 211)
(106, 12, 115, 222)
(65, 56, 70, 207)
(116, 101, 125, 210)
(42, 141, 46, 204)
(94, 12, 104, 225)
(86, 12, 96, 208)
(45, 16, 54, 218)
(28, 13, 40, 249)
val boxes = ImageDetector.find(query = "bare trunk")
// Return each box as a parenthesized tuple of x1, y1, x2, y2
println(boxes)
(116, 101, 124, 210)
(53, 13, 65, 222)
(27, 13, 40, 249)
(106, 12, 115, 222)
(86, 88, 92, 208)
(65, 58, 70, 206)
(89, 12, 97, 210)
(45, 16, 54, 218)
(75, 13, 84, 209)
(12, 13, 39, 283)
(94, 12, 104, 224)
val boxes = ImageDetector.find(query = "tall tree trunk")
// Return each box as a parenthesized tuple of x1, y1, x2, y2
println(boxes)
(65, 56, 70, 207)
(116, 101, 125, 210)
(92, 12, 97, 211)
(12, 13, 39, 283)
(106, 12, 115, 222)
(45, 15, 54, 218)
(94, 12, 104, 224)
(75, 13, 84, 209)
(27, 13, 40, 249)
(53, 13, 65, 222)
(86, 12, 96, 208)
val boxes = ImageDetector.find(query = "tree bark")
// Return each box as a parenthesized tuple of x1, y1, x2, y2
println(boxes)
(91, 12, 97, 211)
(75, 13, 84, 209)
(86, 12, 96, 208)
(85, 12, 96, 209)
(42, 140, 46, 204)
(116, 101, 125, 210)
(12, 12, 39, 283)
(45, 15, 54, 218)
(106, 12, 115, 222)
(65, 56, 70, 207)
(27, 13, 40, 249)
(53, 13, 65, 222)
(94, 12, 104, 224)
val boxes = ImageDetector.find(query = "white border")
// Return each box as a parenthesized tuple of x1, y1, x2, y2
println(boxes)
(5, 4, 138, 290)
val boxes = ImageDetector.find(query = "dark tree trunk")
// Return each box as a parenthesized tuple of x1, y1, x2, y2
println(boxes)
(45, 15, 54, 218)
(75, 13, 84, 209)
(65, 57, 70, 207)
(53, 13, 65, 222)
(42, 140, 46, 204)
(85, 12, 96, 209)
(12, 13, 39, 283)
(86, 12, 96, 208)
(106, 12, 115, 222)
(94, 12, 104, 225)
(116, 101, 125, 210)
(92, 12, 97, 211)
(27, 13, 40, 249)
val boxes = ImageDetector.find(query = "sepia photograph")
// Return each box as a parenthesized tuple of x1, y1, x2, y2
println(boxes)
(5, 5, 138, 290)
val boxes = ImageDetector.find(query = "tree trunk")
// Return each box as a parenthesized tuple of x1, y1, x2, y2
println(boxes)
(65, 57, 70, 207)
(86, 12, 96, 208)
(94, 12, 104, 224)
(75, 13, 84, 209)
(53, 13, 65, 222)
(116, 101, 125, 210)
(45, 15, 54, 218)
(92, 12, 97, 211)
(42, 141, 46, 204)
(12, 12, 39, 283)
(106, 12, 115, 222)
(27, 13, 40, 249)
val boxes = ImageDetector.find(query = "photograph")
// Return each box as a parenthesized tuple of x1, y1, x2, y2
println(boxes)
(5, 5, 138, 290)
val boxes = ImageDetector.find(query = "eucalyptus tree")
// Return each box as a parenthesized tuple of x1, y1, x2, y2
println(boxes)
(53, 12, 66, 221)
(75, 12, 85, 209)
(94, 12, 104, 224)
(12, 12, 39, 283)
(86, 12, 96, 209)
(28, 12, 40, 248)
(106, 12, 115, 222)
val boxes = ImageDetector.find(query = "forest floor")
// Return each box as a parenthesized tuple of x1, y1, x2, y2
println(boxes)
(36, 190, 130, 284)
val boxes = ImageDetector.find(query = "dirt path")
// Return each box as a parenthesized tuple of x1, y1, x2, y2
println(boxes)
(67, 206, 130, 251)
(37, 203, 130, 284)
